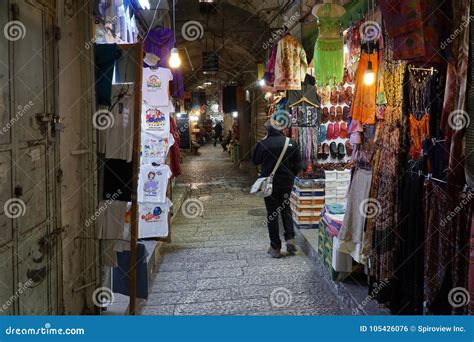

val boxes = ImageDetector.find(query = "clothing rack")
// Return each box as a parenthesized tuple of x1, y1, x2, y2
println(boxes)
(408, 66, 437, 75)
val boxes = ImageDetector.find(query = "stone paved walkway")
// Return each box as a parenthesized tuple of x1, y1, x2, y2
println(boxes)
(141, 144, 343, 315)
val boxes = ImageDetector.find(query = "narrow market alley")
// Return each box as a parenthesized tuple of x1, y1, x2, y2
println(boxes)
(141, 145, 343, 315)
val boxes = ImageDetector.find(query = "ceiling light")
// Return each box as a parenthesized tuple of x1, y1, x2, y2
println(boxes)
(232, 111, 238, 118)
(203, 82, 212, 86)
(169, 48, 181, 69)
(258, 79, 266, 87)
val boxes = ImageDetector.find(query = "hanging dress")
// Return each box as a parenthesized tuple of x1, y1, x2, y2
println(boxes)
(313, 4, 344, 86)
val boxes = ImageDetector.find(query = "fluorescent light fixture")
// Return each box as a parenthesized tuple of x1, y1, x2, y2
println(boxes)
(203, 82, 212, 86)
(138, 0, 150, 9)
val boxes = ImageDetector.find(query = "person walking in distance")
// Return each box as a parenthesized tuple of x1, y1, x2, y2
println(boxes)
(251, 120, 303, 258)
(213, 121, 223, 147)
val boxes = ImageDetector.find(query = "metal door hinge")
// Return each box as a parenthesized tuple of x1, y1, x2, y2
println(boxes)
(54, 26, 61, 41)
(56, 168, 63, 183)
(11, 4, 20, 20)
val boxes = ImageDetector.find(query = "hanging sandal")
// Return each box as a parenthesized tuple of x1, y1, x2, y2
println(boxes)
(345, 140, 353, 157)
(340, 122, 347, 139)
(343, 106, 350, 121)
(319, 125, 327, 142)
(333, 122, 340, 139)
(336, 106, 343, 121)
(329, 106, 336, 122)
(337, 143, 346, 159)
(322, 143, 330, 160)
(330, 87, 338, 105)
(327, 123, 334, 140)
(322, 107, 329, 123)
(329, 142, 338, 159)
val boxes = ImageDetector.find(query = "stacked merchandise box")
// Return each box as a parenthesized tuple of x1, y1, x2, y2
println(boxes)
(290, 178, 325, 229)
(324, 170, 351, 204)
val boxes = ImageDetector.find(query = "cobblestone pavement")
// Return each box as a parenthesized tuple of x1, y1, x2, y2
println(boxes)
(141, 144, 343, 315)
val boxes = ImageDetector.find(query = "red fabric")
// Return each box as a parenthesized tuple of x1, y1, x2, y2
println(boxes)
(169, 116, 182, 177)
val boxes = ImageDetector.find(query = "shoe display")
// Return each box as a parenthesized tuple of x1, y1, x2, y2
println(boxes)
(330, 142, 338, 159)
(343, 106, 350, 121)
(319, 125, 327, 142)
(323, 143, 330, 159)
(327, 123, 334, 140)
(333, 122, 340, 139)
(340, 122, 347, 139)
(336, 106, 343, 121)
(329, 106, 336, 122)
(345, 140, 353, 157)
(322, 107, 329, 123)
(337, 143, 346, 159)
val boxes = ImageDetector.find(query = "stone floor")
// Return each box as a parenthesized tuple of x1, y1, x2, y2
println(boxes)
(140, 144, 343, 315)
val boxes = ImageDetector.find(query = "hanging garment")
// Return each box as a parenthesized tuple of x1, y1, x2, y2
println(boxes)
(313, 3, 344, 86)
(169, 115, 182, 177)
(103, 159, 133, 201)
(138, 164, 172, 203)
(142, 67, 173, 107)
(138, 199, 173, 239)
(469, 209, 474, 315)
(379, 0, 450, 65)
(287, 74, 321, 108)
(263, 44, 278, 84)
(441, 0, 471, 195)
(142, 102, 171, 138)
(408, 114, 430, 161)
(113, 242, 149, 299)
(350, 52, 379, 125)
(274, 35, 308, 91)
(105, 86, 134, 162)
(143, 27, 185, 98)
(141, 132, 174, 165)
(337, 168, 373, 263)
(95, 44, 118, 106)
(96, 200, 129, 240)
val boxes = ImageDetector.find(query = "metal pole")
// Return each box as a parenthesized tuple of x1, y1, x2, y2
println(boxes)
(129, 41, 143, 315)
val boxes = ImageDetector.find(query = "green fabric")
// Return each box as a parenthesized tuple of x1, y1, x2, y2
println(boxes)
(314, 38, 344, 86)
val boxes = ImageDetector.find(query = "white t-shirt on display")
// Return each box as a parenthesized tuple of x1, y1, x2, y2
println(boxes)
(137, 164, 172, 203)
(142, 67, 173, 107)
(142, 102, 171, 138)
(141, 132, 175, 165)
(138, 199, 172, 238)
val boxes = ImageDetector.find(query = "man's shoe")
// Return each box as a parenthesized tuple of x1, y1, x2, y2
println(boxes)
(267, 247, 281, 258)
(286, 239, 298, 255)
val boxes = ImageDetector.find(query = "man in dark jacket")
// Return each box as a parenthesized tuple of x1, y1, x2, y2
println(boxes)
(213, 121, 223, 147)
(251, 121, 303, 258)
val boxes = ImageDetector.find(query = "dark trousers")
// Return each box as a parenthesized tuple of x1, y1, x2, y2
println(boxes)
(264, 190, 295, 249)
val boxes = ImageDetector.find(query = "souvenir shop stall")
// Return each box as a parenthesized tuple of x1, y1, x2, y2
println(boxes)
(263, 0, 474, 315)
(92, 0, 183, 314)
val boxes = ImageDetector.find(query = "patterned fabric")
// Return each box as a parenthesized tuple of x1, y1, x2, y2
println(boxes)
(274, 35, 308, 91)
(350, 52, 379, 125)
(469, 210, 474, 315)
(379, 0, 450, 65)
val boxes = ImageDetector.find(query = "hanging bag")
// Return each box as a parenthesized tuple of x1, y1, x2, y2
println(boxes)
(250, 138, 290, 197)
